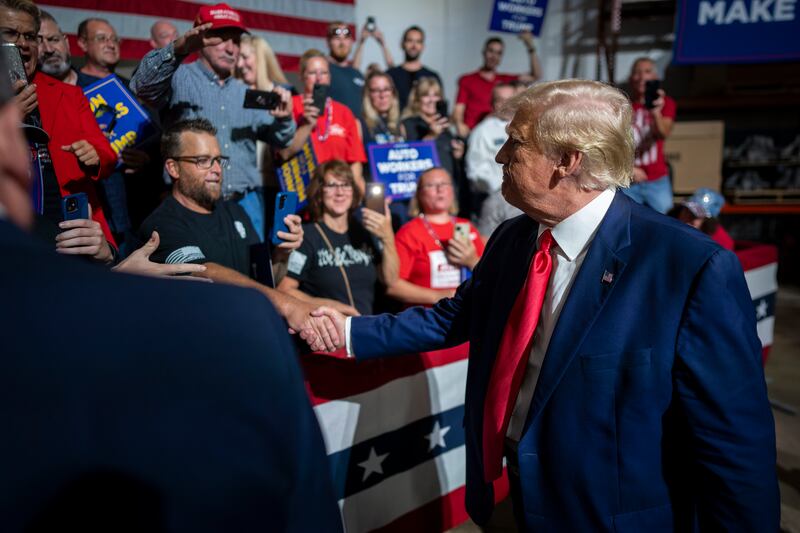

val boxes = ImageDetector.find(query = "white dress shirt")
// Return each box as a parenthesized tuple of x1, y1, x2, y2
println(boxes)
(505, 188, 615, 440)
(345, 188, 616, 417)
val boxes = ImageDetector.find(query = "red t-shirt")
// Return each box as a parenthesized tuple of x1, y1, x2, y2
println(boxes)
(456, 71, 518, 130)
(395, 216, 485, 290)
(631, 96, 677, 181)
(292, 95, 367, 164)
(711, 224, 735, 251)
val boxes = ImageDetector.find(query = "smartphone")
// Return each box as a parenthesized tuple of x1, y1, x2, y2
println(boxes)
(435, 99, 449, 118)
(250, 242, 276, 288)
(312, 83, 329, 111)
(365, 16, 376, 32)
(244, 88, 281, 111)
(644, 80, 661, 109)
(365, 182, 385, 213)
(270, 191, 298, 246)
(0, 43, 28, 84)
(454, 222, 471, 242)
(61, 193, 89, 221)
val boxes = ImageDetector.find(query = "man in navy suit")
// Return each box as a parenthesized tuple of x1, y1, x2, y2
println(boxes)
(0, 64, 342, 532)
(305, 79, 779, 531)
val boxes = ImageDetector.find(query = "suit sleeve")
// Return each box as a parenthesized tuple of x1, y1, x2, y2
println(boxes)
(75, 89, 117, 180)
(351, 268, 474, 359)
(674, 249, 779, 530)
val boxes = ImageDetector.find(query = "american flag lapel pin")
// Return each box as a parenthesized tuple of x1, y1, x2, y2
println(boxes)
(602, 270, 614, 284)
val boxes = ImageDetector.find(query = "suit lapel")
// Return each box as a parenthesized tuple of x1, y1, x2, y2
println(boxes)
(525, 192, 633, 426)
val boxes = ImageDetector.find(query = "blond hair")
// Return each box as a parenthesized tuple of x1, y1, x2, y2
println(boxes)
(503, 79, 635, 190)
(401, 77, 442, 120)
(362, 72, 401, 138)
(237, 34, 289, 88)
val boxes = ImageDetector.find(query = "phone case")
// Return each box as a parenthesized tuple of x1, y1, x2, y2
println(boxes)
(271, 192, 298, 246)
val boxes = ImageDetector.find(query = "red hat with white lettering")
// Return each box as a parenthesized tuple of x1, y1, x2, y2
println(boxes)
(194, 3, 247, 33)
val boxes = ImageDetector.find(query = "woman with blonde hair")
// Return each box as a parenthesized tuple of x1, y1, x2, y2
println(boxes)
(401, 77, 465, 196)
(236, 34, 290, 91)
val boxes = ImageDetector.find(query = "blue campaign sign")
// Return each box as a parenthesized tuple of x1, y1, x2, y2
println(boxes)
(489, 0, 549, 35)
(82, 75, 157, 157)
(368, 141, 440, 200)
(276, 141, 317, 209)
(673, 0, 800, 63)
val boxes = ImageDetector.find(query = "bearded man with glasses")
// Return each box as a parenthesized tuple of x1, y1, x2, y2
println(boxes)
(139, 118, 317, 319)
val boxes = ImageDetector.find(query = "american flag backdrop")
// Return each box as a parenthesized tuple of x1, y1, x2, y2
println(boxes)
(302, 346, 508, 532)
(736, 241, 779, 365)
(36, 0, 357, 72)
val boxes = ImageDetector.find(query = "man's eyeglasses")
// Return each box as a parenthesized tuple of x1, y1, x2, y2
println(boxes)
(323, 182, 353, 191)
(420, 182, 453, 191)
(328, 27, 351, 38)
(171, 155, 230, 170)
(38, 33, 66, 46)
(0, 27, 38, 45)
(87, 34, 121, 45)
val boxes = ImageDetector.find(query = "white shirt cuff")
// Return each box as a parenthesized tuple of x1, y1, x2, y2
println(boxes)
(345, 316, 354, 358)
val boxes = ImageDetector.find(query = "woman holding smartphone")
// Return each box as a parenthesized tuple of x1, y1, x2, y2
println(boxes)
(282, 50, 367, 195)
(400, 78, 464, 183)
(278, 160, 398, 316)
(386, 167, 484, 307)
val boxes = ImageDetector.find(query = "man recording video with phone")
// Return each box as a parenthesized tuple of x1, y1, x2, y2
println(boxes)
(130, 2, 295, 242)
(2, 0, 118, 262)
(623, 57, 676, 214)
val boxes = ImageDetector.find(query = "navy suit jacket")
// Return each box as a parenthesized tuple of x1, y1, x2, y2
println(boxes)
(0, 220, 342, 532)
(351, 192, 778, 531)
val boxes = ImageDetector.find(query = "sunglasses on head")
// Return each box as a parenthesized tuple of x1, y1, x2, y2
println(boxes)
(329, 27, 351, 38)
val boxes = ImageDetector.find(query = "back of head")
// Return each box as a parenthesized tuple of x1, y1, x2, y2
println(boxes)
(503, 79, 635, 191)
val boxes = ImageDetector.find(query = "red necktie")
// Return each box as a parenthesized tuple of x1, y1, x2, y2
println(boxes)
(482, 229, 554, 482)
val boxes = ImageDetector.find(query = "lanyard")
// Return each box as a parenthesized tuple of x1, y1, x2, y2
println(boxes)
(419, 214, 455, 251)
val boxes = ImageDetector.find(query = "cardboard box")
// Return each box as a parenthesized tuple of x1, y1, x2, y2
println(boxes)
(664, 120, 725, 196)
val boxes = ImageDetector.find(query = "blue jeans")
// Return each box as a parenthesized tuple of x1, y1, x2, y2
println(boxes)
(237, 188, 265, 242)
(622, 175, 673, 214)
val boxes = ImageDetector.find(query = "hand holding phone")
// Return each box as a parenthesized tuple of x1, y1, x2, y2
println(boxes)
(364, 182, 385, 213)
(365, 16, 376, 33)
(243, 89, 282, 110)
(644, 80, 661, 109)
(312, 83, 329, 112)
(62, 193, 90, 221)
(435, 99, 449, 119)
(453, 222, 471, 242)
(271, 191, 299, 246)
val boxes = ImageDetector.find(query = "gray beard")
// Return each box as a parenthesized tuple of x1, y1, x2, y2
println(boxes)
(40, 58, 71, 78)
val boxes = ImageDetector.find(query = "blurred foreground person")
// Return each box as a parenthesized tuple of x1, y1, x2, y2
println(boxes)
(0, 61, 341, 532)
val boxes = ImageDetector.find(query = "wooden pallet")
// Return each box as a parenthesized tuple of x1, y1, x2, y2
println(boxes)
(725, 188, 800, 205)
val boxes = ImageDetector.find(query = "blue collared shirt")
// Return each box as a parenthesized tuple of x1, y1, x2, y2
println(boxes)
(130, 44, 296, 195)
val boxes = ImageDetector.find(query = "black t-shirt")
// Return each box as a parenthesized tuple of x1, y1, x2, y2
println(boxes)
(139, 196, 259, 275)
(286, 220, 380, 315)
(386, 65, 443, 111)
(328, 63, 365, 118)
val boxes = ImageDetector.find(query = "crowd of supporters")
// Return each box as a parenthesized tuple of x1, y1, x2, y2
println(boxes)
(5, 0, 734, 324)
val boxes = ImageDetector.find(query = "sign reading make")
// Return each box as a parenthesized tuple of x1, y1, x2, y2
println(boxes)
(674, 0, 800, 63)
(368, 141, 439, 200)
(489, 0, 549, 35)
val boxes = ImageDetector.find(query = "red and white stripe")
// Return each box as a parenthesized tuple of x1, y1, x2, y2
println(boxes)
(37, 0, 356, 71)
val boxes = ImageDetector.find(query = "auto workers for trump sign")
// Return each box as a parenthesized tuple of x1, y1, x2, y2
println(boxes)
(368, 141, 440, 200)
(489, 0, 549, 35)
(673, 0, 800, 63)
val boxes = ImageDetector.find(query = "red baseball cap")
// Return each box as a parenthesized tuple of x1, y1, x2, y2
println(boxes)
(194, 3, 247, 32)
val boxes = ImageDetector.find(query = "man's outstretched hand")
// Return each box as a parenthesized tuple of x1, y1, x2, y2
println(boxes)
(297, 306, 347, 353)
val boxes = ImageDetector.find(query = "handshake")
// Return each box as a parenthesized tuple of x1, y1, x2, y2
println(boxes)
(291, 306, 349, 353)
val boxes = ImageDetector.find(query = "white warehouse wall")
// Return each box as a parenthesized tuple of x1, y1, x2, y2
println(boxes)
(353, 0, 674, 96)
